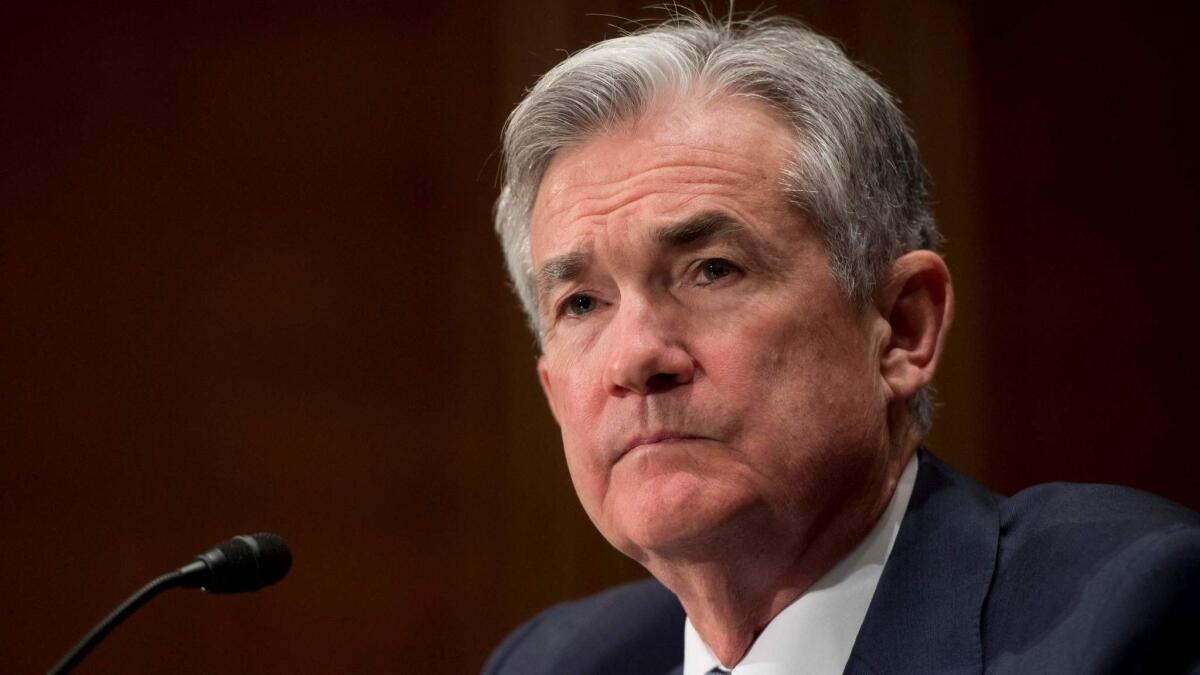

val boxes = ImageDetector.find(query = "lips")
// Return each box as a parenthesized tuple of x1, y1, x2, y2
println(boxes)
(618, 432, 710, 461)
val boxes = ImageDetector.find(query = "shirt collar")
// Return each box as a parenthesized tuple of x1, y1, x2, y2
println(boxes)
(683, 453, 919, 675)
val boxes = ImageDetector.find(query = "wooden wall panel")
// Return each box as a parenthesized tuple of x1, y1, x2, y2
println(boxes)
(971, 2, 1200, 508)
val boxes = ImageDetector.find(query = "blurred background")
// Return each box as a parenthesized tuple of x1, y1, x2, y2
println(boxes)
(2, 1, 1196, 672)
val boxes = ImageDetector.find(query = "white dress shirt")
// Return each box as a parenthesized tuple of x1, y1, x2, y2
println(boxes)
(682, 454, 919, 675)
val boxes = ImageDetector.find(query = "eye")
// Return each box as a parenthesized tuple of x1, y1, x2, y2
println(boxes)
(695, 258, 740, 285)
(560, 293, 598, 317)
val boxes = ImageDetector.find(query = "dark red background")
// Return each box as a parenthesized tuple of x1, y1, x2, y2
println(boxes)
(2, 2, 1196, 672)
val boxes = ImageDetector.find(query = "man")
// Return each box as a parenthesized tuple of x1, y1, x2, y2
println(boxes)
(484, 14, 1199, 675)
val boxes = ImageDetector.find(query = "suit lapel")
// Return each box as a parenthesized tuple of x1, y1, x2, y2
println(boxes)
(844, 450, 999, 675)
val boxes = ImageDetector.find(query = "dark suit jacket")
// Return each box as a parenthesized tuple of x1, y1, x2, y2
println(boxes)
(483, 450, 1200, 674)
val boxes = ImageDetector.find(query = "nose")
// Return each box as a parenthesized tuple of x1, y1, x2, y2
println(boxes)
(603, 301, 696, 396)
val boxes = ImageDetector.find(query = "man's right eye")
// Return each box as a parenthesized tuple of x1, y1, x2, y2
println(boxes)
(561, 293, 597, 317)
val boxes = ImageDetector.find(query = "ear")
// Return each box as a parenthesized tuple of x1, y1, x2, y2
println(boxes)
(874, 250, 954, 402)
(536, 355, 561, 424)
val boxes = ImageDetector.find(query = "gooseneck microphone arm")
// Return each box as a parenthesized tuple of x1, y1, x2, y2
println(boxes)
(47, 533, 292, 675)
(48, 569, 187, 675)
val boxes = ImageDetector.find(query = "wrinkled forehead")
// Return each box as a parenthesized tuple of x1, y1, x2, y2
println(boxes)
(529, 94, 796, 257)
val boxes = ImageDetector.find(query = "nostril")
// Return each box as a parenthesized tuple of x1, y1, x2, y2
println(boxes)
(603, 333, 695, 396)
(645, 372, 680, 393)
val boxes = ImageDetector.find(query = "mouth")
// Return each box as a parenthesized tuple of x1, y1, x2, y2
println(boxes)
(618, 432, 710, 461)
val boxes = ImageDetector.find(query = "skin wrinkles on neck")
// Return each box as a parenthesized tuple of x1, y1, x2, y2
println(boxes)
(665, 435, 915, 666)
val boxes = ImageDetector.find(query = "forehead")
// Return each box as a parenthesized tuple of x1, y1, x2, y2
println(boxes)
(529, 95, 796, 258)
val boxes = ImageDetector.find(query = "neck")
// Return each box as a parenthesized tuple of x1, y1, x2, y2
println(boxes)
(654, 513, 883, 665)
(667, 559, 817, 665)
(651, 430, 920, 666)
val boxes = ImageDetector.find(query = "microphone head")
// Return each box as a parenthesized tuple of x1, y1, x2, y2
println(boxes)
(194, 532, 292, 594)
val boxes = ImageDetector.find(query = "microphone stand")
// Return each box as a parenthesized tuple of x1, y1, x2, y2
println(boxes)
(48, 569, 185, 675)
(46, 533, 289, 674)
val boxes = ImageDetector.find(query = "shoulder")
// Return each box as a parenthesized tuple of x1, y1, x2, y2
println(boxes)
(985, 482, 1200, 672)
(995, 482, 1200, 585)
(483, 577, 685, 675)
(1001, 480, 1199, 531)
(996, 481, 1200, 567)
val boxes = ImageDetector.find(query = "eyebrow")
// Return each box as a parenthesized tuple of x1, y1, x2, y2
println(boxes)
(535, 248, 590, 311)
(533, 210, 785, 312)
(653, 211, 746, 247)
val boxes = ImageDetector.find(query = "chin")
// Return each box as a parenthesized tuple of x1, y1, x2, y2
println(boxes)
(606, 471, 756, 559)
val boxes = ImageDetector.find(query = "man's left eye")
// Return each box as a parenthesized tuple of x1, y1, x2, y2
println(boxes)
(695, 258, 740, 284)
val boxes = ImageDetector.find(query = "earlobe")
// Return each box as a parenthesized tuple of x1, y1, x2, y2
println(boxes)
(876, 251, 954, 401)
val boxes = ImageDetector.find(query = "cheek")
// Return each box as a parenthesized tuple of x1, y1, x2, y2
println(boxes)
(551, 358, 607, 441)
(544, 355, 611, 503)
(697, 299, 821, 389)
(702, 298, 877, 438)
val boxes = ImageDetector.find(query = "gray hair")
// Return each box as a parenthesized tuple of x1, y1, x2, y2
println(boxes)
(495, 14, 941, 432)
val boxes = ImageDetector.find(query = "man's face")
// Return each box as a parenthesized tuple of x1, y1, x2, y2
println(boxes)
(530, 95, 893, 562)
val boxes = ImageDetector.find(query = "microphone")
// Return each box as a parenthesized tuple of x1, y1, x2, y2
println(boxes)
(180, 532, 293, 593)
(48, 532, 292, 675)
